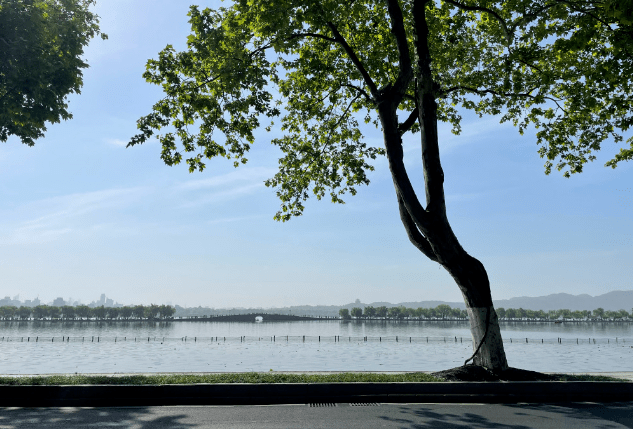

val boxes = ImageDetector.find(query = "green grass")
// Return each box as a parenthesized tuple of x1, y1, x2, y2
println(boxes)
(0, 372, 443, 385)
(0, 372, 628, 385)
(550, 374, 627, 382)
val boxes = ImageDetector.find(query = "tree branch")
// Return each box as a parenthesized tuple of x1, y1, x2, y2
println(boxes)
(397, 192, 438, 261)
(548, 0, 611, 29)
(385, 0, 413, 95)
(508, 1, 561, 35)
(303, 94, 363, 174)
(341, 83, 373, 103)
(398, 108, 419, 134)
(288, 32, 337, 44)
(514, 57, 546, 75)
(325, 21, 379, 97)
(443, 0, 512, 45)
(382, 123, 431, 235)
(444, 85, 568, 113)
(413, 0, 446, 214)
(325, 94, 362, 142)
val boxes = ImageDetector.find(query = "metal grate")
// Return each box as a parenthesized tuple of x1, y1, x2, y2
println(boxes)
(350, 402, 380, 406)
(309, 403, 337, 407)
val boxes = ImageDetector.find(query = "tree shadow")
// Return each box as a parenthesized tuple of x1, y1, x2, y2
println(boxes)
(377, 406, 534, 429)
(375, 402, 633, 429)
(506, 402, 633, 429)
(0, 406, 199, 429)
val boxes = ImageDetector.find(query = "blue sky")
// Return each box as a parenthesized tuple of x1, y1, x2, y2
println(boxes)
(1, 0, 631, 308)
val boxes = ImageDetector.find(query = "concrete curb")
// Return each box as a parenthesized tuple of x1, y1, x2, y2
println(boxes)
(2, 381, 633, 406)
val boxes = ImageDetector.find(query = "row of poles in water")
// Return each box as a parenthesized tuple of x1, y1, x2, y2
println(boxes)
(0, 335, 629, 344)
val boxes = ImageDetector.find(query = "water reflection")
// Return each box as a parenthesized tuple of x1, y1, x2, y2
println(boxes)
(3, 319, 631, 337)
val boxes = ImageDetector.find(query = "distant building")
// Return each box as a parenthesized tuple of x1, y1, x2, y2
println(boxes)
(105, 298, 114, 307)
(52, 297, 65, 307)
(0, 296, 21, 307)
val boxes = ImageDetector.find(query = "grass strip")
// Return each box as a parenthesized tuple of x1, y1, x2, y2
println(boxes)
(551, 374, 626, 382)
(0, 372, 627, 385)
(0, 372, 443, 386)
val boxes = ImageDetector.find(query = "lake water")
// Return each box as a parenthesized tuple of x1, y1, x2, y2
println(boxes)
(1, 320, 631, 374)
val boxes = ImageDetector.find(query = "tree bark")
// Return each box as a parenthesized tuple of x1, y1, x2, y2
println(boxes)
(376, 0, 508, 371)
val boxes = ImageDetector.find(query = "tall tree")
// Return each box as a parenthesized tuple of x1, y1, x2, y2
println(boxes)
(131, 0, 632, 371)
(119, 306, 133, 320)
(0, 0, 106, 145)
(33, 304, 48, 320)
(364, 305, 376, 318)
(18, 306, 32, 320)
(75, 304, 90, 320)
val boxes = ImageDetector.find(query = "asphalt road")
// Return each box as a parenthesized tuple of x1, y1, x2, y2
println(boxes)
(1, 402, 632, 428)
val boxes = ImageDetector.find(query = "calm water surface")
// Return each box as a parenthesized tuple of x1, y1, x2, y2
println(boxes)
(0, 320, 631, 374)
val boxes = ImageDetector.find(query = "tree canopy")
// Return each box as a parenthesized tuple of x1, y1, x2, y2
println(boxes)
(131, 0, 632, 222)
(0, 0, 106, 146)
(131, 0, 633, 370)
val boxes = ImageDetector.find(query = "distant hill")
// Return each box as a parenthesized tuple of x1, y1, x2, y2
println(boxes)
(492, 290, 633, 311)
(351, 291, 633, 312)
(174, 290, 633, 317)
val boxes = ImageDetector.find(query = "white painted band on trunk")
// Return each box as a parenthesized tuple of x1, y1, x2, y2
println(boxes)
(464, 305, 508, 370)
(465, 306, 493, 330)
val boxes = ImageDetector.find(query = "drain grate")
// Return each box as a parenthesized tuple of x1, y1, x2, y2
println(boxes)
(350, 402, 380, 406)
(309, 403, 337, 407)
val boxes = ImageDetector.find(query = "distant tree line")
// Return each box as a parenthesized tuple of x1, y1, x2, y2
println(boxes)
(496, 307, 632, 321)
(339, 305, 633, 321)
(339, 304, 467, 320)
(0, 304, 176, 321)
(173, 305, 340, 318)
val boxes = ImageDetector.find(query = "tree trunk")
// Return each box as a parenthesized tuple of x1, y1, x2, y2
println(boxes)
(442, 250, 508, 370)
(465, 304, 507, 369)
(379, 100, 509, 370)
(375, 0, 509, 371)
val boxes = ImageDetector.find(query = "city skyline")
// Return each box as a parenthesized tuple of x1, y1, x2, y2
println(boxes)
(0, 293, 124, 308)
(3, 290, 633, 314)
(1, 0, 632, 308)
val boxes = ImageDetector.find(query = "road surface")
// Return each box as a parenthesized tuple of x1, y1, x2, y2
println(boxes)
(1, 402, 632, 428)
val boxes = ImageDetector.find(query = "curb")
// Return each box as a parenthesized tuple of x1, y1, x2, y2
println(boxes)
(2, 381, 633, 406)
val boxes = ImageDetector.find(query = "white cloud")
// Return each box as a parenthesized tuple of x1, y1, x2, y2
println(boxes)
(0, 187, 147, 244)
(104, 138, 128, 147)
(175, 166, 276, 191)
(7, 226, 73, 245)
(178, 183, 266, 209)
(172, 166, 279, 208)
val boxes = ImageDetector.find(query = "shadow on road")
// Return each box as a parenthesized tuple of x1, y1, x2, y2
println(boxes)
(0, 406, 197, 429)
(375, 402, 633, 429)
(378, 406, 533, 429)
(507, 402, 633, 428)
